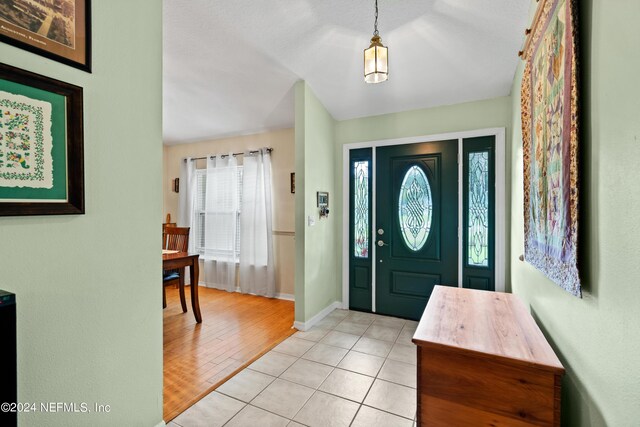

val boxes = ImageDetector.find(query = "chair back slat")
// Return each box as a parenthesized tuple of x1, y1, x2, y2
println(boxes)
(162, 222, 177, 249)
(164, 227, 189, 252)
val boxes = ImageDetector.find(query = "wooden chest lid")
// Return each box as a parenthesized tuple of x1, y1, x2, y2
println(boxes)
(413, 286, 564, 373)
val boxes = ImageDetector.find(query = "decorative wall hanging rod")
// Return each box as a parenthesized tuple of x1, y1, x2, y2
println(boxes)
(518, 0, 543, 58)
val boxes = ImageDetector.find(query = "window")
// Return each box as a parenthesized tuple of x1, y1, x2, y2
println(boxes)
(353, 160, 370, 258)
(467, 152, 489, 267)
(193, 166, 243, 261)
(398, 165, 433, 252)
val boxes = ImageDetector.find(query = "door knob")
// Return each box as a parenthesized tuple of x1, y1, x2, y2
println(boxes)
(377, 240, 388, 247)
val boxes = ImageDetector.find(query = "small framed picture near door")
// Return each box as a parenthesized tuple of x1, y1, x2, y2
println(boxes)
(0, 62, 84, 216)
(317, 191, 328, 207)
(0, 0, 91, 72)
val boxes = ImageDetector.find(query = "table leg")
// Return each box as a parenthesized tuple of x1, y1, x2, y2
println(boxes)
(190, 258, 202, 323)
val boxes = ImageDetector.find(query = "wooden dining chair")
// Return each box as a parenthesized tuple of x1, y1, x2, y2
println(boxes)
(163, 226, 190, 311)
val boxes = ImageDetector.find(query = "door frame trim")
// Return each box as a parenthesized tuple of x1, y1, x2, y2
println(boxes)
(341, 127, 506, 310)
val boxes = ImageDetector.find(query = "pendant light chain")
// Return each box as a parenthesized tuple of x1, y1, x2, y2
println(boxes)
(374, 0, 379, 36)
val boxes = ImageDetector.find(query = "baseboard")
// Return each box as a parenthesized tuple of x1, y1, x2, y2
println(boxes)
(155, 421, 166, 427)
(275, 293, 295, 301)
(197, 282, 294, 302)
(293, 301, 341, 331)
(293, 320, 305, 330)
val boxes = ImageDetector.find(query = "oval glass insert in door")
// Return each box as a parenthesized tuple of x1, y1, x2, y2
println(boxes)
(398, 165, 433, 251)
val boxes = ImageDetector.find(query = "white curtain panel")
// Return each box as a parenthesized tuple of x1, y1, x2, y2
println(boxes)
(177, 157, 196, 253)
(203, 154, 238, 292)
(240, 148, 275, 297)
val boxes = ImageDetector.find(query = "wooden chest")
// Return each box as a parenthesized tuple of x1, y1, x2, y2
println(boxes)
(413, 286, 564, 426)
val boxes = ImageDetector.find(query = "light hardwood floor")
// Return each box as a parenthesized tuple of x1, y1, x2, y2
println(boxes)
(163, 285, 295, 421)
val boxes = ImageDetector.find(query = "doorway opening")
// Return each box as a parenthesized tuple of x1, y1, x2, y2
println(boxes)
(342, 129, 506, 320)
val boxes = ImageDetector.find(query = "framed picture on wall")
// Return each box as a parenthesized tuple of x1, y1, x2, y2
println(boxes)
(0, 0, 91, 72)
(0, 62, 84, 216)
(317, 191, 328, 208)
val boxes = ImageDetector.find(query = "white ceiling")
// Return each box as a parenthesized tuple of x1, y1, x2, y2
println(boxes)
(163, 0, 530, 144)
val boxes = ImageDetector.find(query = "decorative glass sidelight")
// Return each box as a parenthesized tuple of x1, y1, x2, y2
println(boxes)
(354, 161, 370, 258)
(468, 152, 490, 266)
(398, 166, 432, 251)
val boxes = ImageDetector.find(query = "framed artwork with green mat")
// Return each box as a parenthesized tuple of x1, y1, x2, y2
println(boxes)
(0, 62, 84, 216)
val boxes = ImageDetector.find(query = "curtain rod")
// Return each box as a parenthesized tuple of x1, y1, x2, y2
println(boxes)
(187, 148, 273, 162)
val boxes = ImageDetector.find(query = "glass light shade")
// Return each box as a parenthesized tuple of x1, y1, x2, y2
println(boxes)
(364, 36, 388, 84)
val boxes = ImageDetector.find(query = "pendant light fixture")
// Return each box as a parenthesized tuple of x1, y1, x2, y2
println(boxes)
(364, 0, 388, 84)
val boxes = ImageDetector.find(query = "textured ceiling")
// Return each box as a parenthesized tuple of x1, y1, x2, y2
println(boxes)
(163, 0, 530, 144)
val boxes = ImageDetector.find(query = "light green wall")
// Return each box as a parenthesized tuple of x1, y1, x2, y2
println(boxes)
(0, 1, 163, 426)
(334, 97, 513, 300)
(295, 82, 339, 322)
(294, 82, 307, 321)
(510, 1, 640, 425)
(335, 97, 512, 146)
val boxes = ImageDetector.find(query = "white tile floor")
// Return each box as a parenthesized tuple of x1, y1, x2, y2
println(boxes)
(169, 309, 418, 427)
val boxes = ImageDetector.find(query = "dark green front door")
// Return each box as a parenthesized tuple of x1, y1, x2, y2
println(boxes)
(375, 141, 458, 320)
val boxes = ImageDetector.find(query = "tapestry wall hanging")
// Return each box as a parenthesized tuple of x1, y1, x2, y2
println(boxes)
(521, 0, 581, 297)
